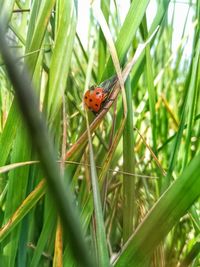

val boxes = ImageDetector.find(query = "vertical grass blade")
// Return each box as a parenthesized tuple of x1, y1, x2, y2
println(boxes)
(122, 78, 135, 243)
(182, 38, 200, 167)
(45, 0, 76, 123)
(141, 16, 157, 152)
(86, 114, 110, 267)
(25, 0, 56, 73)
(97, 0, 110, 80)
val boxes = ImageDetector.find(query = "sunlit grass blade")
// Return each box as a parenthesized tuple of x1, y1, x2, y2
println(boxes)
(102, 0, 150, 79)
(98, 0, 110, 80)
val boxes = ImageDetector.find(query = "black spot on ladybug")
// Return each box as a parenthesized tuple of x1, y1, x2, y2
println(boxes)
(89, 99, 92, 102)
(85, 96, 88, 99)
(96, 91, 100, 95)
(95, 104, 98, 107)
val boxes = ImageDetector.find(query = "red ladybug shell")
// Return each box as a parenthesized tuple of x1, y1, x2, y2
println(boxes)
(84, 87, 107, 113)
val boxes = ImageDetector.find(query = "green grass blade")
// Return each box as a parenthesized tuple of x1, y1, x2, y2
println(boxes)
(45, 0, 76, 123)
(86, 115, 110, 267)
(102, 0, 150, 79)
(97, 0, 110, 80)
(141, 16, 157, 152)
(25, 0, 56, 73)
(182, 38, 200, 167)
(122, 78, 135, 242)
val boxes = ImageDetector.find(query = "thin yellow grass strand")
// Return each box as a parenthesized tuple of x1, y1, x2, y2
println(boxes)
(0, 160, 158, 179)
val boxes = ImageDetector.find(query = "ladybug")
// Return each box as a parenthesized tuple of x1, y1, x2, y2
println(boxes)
(84, 86, 108, 113)
(83, 75, 117, 113)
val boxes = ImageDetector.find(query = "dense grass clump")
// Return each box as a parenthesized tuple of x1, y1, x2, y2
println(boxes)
(0, 1, 199, 266)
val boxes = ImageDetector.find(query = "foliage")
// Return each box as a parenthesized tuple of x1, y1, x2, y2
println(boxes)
(0, 0, 199, 266)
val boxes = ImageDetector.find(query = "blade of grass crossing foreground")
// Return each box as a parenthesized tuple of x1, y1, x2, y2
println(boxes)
(122, 77, 135, 243)
(1, 2, 56, 265)
(114, 152, 200, 267)
(0, 23, 95, 267)
(0, 16, 46, 265)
